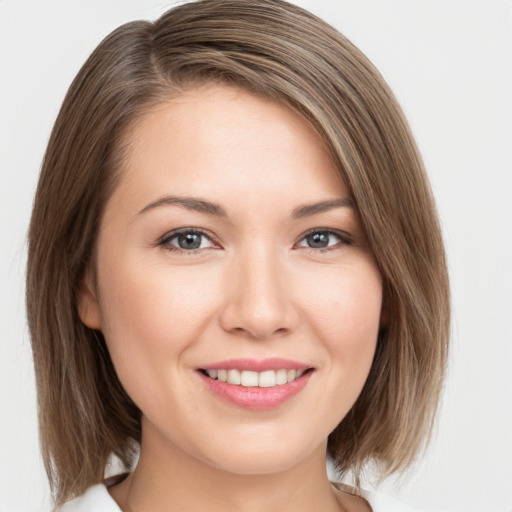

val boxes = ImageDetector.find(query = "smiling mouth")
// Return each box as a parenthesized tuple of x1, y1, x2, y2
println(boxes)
(200, 368, 312, 388)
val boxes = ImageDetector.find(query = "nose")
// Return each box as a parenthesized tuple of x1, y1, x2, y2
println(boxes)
(219, 245, 299, 340)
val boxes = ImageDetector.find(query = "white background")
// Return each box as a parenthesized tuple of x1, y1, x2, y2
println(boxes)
(1, 1, 511, 511)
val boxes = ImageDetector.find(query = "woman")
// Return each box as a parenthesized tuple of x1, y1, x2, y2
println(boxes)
(26, 1, 450, 510)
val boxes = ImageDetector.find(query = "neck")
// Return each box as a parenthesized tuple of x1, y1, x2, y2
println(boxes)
(110, 420, 345, 512)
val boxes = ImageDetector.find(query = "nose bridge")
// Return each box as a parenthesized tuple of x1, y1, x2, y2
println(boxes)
(220, 237, 297, 339)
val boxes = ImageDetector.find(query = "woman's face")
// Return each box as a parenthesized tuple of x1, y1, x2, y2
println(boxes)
(79, 85, 382, 475)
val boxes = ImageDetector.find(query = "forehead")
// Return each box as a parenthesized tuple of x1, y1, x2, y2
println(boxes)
(109, 85, 346, 215)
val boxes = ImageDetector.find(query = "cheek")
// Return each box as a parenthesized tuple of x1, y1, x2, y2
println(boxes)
(96, 255, 219, 396)
(101, 253, 214, 332)
(297, 261, 382, 374)
(301, 261, 381, 331)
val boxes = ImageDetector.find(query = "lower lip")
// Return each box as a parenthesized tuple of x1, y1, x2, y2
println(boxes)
(198, 371, 312, 410)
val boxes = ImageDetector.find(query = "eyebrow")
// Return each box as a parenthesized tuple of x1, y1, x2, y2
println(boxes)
(135, 195, 354, 219)
(291, 197, 354, 218)
(136, 196, 228, 218)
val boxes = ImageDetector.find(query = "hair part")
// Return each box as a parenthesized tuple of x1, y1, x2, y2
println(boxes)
(26, 0, 450, 504)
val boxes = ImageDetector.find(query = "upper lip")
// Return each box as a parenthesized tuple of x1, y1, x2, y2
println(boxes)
(198, 358, 312, 372)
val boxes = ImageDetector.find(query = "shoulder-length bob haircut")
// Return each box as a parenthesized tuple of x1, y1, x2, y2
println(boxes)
(27, 0, 450, 505)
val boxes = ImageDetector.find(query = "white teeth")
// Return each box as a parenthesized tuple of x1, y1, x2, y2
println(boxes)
(205, 368, 308, 387)
(259, 370, 276, 387)
(241, 370, 259, 387)
(206, 369, 218, 379)
(227, 369, 241, 385)
(275, 369, 288, 385)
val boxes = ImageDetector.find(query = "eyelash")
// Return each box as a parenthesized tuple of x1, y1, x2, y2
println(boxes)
(297, 228, 353, 254)
(157, 227, 353, 254)
(158, 228, 219, 254)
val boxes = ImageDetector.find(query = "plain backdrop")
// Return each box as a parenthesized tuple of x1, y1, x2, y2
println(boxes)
(1, 1, 511, 511)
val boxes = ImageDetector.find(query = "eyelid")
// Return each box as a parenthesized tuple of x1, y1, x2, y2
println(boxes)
(294, 227, 353, 250)
(156, 226, 353, 253)
(158, 227, 221, 251)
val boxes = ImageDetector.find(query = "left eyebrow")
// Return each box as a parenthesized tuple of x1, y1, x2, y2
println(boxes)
(135, 196, 228, 219)
(291, 197, 355, 219)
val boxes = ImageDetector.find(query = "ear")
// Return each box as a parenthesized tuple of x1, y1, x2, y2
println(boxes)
(77, 268, 102, 330)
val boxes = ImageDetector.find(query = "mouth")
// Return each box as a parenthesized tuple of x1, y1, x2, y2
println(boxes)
(197, 359, 314, 410)
(199, 368, 311, 388)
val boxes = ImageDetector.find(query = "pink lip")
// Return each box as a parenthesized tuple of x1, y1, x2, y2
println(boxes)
(197, 363, 313, 411)
(199, 358, 311, 372)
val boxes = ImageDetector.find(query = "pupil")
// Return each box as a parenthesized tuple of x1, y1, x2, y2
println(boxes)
(308, 232, 329, 248)
(179, 233, 201, 249)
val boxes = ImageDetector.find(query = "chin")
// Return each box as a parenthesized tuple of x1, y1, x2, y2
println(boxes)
(193, 432, 326, 477)
(206, 450, 310, 476)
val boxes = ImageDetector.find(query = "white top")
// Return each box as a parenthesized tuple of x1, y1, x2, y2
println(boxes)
(55, 482, 419, 512)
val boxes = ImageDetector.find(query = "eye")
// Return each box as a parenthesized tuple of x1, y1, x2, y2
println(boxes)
(296, 229, 351, 251)
(160, 229, 218, 252)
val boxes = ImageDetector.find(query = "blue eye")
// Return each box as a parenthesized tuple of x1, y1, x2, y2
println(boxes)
(297, 230, 350, 250)
(161, 229, 216, 251)
(159, 228, 350, 253)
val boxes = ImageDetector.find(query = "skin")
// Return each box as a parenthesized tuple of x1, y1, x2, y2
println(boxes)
(79, 85, 381, 512)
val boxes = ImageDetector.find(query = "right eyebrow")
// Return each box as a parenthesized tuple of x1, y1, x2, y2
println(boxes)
(135, 196, 228, 219)
(291, 197, 354, 219)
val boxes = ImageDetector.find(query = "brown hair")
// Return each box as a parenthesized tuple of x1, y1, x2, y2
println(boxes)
(26, 0, 450, 505)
